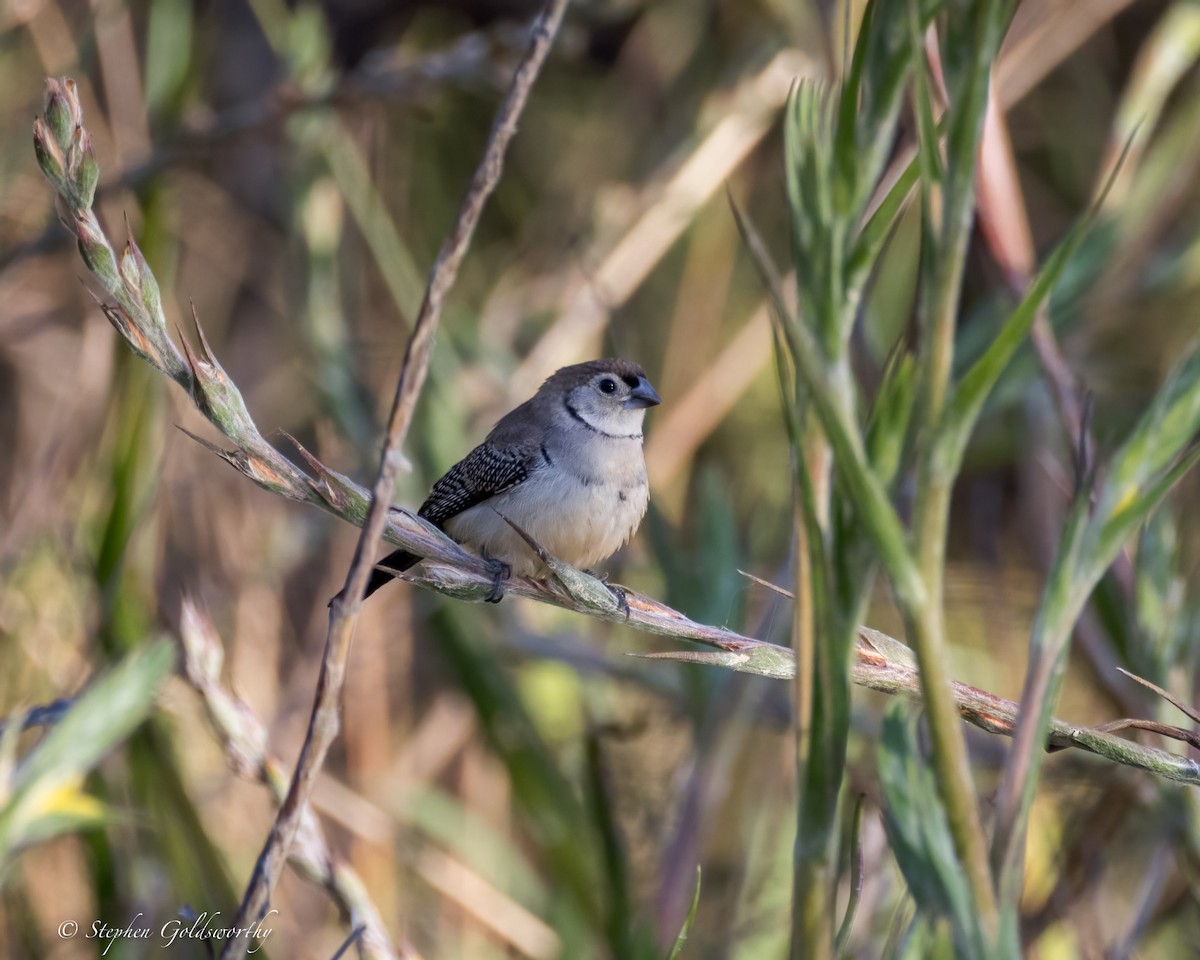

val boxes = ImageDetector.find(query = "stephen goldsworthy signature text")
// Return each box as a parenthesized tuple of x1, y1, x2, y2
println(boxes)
(56, 910, 278, 955)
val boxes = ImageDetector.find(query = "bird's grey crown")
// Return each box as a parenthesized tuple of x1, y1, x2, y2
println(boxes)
(542, 358, 649, 391)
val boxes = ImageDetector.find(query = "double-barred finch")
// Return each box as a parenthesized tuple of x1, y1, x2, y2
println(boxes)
(364, 359, 661, 602)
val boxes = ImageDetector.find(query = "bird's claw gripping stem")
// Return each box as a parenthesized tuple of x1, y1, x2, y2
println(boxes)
(607, 583, 630, 619)
(586, 568, 629, 619)
(483, 554, 512, 604)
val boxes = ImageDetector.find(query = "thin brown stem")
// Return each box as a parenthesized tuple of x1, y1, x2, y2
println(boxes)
(177, 601, 409, 960)
(220, 2, 570, 953)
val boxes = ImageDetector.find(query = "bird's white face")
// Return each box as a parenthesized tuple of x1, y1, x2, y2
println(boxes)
(564, 369, 661, 438)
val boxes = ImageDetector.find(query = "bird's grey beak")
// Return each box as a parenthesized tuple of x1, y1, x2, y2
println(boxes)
(624, 378, 661, 409)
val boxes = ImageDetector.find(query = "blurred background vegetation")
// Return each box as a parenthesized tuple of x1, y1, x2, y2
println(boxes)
(2, 0, 1200, 957)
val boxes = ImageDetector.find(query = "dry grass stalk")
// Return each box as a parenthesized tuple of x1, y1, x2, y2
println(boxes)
(222, 0, 572, 952)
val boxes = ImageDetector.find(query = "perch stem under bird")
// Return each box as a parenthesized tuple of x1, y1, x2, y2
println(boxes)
(360, 359, 661, 603)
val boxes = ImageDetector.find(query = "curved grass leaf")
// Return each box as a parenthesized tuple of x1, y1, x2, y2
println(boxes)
(666, 866, 701, 960)
(877, 707, 985, 959)
(0, 640, 175, 867)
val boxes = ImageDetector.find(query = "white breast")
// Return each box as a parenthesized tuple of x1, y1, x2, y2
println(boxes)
(444, 439, 650, 577)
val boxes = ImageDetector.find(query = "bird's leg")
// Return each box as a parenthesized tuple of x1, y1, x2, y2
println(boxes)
(586, 569, 630, 619)
(480, 548, 512, 604)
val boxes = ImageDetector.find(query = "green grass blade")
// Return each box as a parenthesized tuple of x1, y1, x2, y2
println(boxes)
(0, 640, 175, 862)
(944, 129, 1138, 465)
(876, 708, 985, 958)
(834, 795, 867, 952)
(666, 866, 702, 960)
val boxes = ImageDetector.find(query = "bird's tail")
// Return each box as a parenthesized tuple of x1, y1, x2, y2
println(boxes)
(363, 548, 422, 598)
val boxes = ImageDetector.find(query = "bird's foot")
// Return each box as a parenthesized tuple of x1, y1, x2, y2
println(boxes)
(586, 569, 630, 619)
(608, 584, 630, 619)
(482, 552, 512, 604)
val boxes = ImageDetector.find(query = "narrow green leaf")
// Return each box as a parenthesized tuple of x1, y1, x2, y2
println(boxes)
(0, 640, 175, 861)
(939, 1, 1012, 211)
(1135, 505, 1185, 668)
(834, 796, 867, 952)
(785, 82, 835, 322)
(848, 152, 920, 290)
(836, 0, 945, 217)
(666, 867, 701, 960)
(1087, 442, 1200, 585)
(1092, 347, 1200, 533)
(911, 30, 942, 183)
(944, 123, 1138, 467)
(877, 707, 985, 958)
(832, 0, 875, 188)
(942, 214, 1092, 465)
(988, 397, 1187, 909)
(867, 351, 917, 486)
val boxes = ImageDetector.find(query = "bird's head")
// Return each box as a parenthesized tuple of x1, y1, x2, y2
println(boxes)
(548, 359, 661, 436)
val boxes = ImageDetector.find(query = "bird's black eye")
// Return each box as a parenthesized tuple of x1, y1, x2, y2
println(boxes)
(598, 377, 618, 394)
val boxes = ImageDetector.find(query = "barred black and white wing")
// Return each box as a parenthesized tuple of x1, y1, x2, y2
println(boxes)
(362, 440, 539, 598)
(417, 441, 536, 526)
